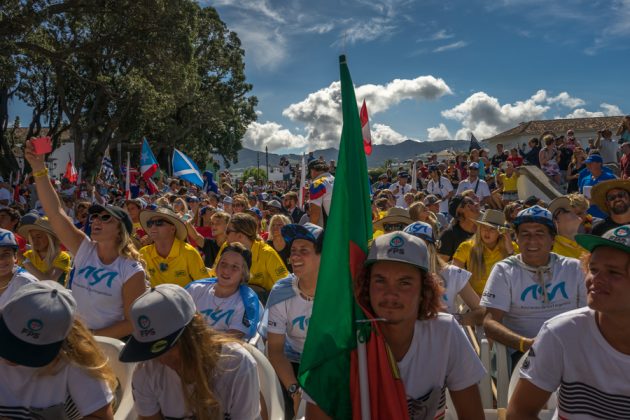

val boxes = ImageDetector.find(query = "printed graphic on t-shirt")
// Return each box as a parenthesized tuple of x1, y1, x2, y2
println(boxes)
(557, 380, 630, 419)
(407, 385, 446, 420)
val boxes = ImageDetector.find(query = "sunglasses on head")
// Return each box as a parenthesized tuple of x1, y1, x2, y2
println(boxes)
(89, 213, 114, 223)
(146, 219, 173, 228)
(606, 191, 629, 202)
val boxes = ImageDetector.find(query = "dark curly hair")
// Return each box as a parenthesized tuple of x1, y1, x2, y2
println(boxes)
(355, 263, 445, 320)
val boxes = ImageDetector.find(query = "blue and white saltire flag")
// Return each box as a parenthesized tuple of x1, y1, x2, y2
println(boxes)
(172, 149, 204, 187)
(100, 146, 114, 181)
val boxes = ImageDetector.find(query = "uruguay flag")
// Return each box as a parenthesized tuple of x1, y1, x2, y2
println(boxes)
(140, 138, 159, 179)
(173, 149, 204, 187)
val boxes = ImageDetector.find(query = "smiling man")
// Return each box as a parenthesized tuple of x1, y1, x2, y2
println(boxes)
(590, 179, 630, 236)
(481, 206, 587, 367)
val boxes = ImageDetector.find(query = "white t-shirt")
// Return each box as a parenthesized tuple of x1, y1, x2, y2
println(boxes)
(389, 182, 413, 208)
(0, 269, 38, 309)
(186, 280, 264, 336)
(440, 265, 472, 314)
(480, 254, 587, 339)
(70, 238, 146, 330)
(426, 177, 454, 214)
(132, 343, 261, 419)
(0, 359, 113, 419)
(519, 307, 630, 420)
(399, 315, 486, 419)
(599, 138, 619, 164)
(267, 276, 313, 363)
(456, 178, 491, 199)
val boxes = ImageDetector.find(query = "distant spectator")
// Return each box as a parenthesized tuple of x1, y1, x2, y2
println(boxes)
(539, 134, 561, 185)
(616, 115, 630, 143)
(519, 138, 541, 167)
(507, 148, 523, 167)
(566, 147, 587, 194)
(595, 128, 619, 164)
(491, 143, 509, 169)
(620, 142, 630, 179)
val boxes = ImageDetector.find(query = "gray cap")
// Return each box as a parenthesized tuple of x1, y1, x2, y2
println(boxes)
(119, 284, 196, 363)
(0, 281, 76, 367)
(366, 231, 429, 271)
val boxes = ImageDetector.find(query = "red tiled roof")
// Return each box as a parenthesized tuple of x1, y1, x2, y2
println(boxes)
(486, 116, 625, 141)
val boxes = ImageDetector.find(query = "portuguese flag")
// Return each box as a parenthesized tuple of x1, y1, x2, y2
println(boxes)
(298, 55, 409, 419)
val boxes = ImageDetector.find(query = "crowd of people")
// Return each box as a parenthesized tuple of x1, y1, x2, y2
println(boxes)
(0, 117, 629, 419)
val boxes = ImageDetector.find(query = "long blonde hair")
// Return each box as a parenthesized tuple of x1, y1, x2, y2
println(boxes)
(116, 223, 147, 270)
(177, 313, 242, 420)
(29, 230, 61, 270)
(267, 214, 291, 241)
(468, 227, 510, 279)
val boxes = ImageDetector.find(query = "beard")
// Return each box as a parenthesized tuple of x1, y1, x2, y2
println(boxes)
(611, 202, 629, 215)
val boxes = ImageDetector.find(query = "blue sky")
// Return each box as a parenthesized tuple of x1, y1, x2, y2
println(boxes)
(9, 0, 630, 154)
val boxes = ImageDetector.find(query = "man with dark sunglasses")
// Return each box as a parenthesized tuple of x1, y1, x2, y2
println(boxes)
(590, 180, 630, 236)
(139, 206, 209, 287)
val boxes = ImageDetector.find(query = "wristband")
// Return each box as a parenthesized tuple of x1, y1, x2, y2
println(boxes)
(519, 337, 526, 353)
(33, 168, 49, 178)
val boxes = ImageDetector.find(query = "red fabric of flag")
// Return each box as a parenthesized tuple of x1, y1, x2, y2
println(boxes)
(360, 99, 372, 156)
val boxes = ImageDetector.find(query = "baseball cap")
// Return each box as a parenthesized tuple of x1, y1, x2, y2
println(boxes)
(119, 284, 196, 363)
(576, 225, 630, 254)
(88, 204, 133, 234)
(403, 222, 436, 244)
(267, 199, 282, 210)
(423, 194, 442, 206)
(469, 162, 480, 169)
(281, 223, 323, 245)
(513, 205, 556, 233)
(366, 231, 429, 272)
(0, 228, 18, 249)
(246, 207, 263, 220)
(0, 281, 76, 367)
(222, 196, 233, 205)
(585, 154, 603, 164)
(397, 171, 409, 178)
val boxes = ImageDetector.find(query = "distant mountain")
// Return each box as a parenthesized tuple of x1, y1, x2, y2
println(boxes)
(221, 139, 470, 170)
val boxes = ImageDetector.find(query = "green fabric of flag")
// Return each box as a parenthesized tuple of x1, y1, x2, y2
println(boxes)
(298, 54, 373, 419)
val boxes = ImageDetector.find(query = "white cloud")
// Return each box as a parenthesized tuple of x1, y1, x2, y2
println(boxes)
(417, 29, 455, 42)
(371, 123, 411, 145)
(243, 121, 308, 151)
(304, 23, 334, 34)
(442, 90, 550, 139)
(334, 17, 397, 45)
(230, 25, 287, 70)
(563, 102, 623, 118)
(546, 92, 585, 108)
(282, 76, 452, 149)
(426, 123, 452, 141)
(433, 41, 468, 52)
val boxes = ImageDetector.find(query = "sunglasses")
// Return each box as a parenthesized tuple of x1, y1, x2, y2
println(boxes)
(383, 223, 406, 232)
(89, 213, 114, 223)
(606, 191, 629, 202)
(146, 219, 173, 228)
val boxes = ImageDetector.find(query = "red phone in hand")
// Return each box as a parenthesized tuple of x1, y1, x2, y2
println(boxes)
(32, 136, 52, 155)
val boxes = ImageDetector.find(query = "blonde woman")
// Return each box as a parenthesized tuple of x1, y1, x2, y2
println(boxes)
(0, 281, 116, 419)
(453, 210, 518, 296)
(25, 139, 148, 339)
(119, 284, 261, 419)
(404, 222, 484, 326)
(266, 214, 292, 270)
(172, 197, 191, 222)
(19, 216, 71, 285)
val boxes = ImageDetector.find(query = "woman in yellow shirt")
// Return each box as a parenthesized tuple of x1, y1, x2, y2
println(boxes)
(452, 209, 517, 295)
(18, 216, 71, 285)
(496, 161, 520, 206)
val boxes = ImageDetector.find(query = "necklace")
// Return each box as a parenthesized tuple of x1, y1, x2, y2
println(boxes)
(211, 287, 237, 312)
(297, 278, 315, 301)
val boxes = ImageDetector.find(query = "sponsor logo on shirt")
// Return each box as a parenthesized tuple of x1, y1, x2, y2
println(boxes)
(292, 315, 310, 331)
(200, 308, 235, 326)
(482, 291, 496, 299)
(520, 282, 568, 302)
(77, 266, 119, 288)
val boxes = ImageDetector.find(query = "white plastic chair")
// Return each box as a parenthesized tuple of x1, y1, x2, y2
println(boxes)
(95, 336, 137, 420)
(243, 343, 285, 420)
(479, 338, 494, 409)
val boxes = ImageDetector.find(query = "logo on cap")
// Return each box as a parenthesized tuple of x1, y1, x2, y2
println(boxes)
(138, 315, 156, 337)
(22, 318, 44, 339)
(150, 339, 168, 354)
(389, 236, 405, 248)
(613, 226, 630, 238)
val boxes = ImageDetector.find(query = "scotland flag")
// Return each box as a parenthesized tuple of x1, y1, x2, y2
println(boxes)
(172, 149, 204, 187)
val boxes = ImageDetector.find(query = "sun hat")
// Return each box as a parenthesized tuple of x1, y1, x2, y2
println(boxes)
(0, 281, 76, 367)
(590, 179, 630, 213)
(88, 204, 133, 234)
(17, 215, 57, 239)
(366, 231, 429, 272)
(0, 228, 18, 249)
(576, 225, 630, 254)
(513, 205, 556, 234)
(473, 209, 507, 230)
(373, 207, 413, 231)
(548, 197, 573, 218)
(584, 154, 603, 164)
(139, 206, 187, 241)
(281, 223, 323, 246)
(403, 221, 436, 244)
(119, 284, 196, 363)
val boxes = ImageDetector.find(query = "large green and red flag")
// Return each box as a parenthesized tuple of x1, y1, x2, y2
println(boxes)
(298, 55, 409, 419)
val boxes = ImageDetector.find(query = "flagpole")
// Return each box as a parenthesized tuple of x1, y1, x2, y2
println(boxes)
(411, 156, 417, 191)
(299, 153, 306, 209)
(356, 328, 371, 420)
(125, 152, 131, 199)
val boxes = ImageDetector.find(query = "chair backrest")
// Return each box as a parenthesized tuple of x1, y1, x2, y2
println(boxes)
(243, 343, 285, 420)
(95, 336, 137, 420)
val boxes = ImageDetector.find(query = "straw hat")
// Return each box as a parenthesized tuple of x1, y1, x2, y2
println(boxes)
(139, 206, 187, 241)
(17, 216, 57, 239)
(373, 207, 413, 231)
(473, 209, 506, 230)
(590, 179, 630, 213)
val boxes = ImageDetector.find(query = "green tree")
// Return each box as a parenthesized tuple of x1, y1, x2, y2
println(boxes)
(241, 168, 267, 184)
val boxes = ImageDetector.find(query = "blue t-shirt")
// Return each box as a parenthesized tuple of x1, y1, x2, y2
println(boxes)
(579, 170, 617, 218)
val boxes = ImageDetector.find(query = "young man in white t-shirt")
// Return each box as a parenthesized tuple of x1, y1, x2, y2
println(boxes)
(509, 225, 630, 419)
(481, 206, 587, 367)
(389, 171, 414, 208)
(456, 162, 491, 206)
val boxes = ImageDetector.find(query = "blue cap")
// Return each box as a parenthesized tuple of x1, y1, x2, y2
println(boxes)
(247, 207, 263, 219)
(0, 228, 18, 249)
(585, 154, 603, 164)
(281, 223, 323, 245)
(513, 205, 555, 234)
(469, 162, 480, 169)
(403, 222, 436, 244)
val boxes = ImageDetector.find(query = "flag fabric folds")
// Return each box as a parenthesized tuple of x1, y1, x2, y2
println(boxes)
(469, 133, 482, 152)
(140, 138, 159, 180)
(100, 146, 114, 182)
(124, 152, 131, 200)
(298, 55, 409, 420)
(64, 154, 78, 183)
(172, 149, 204, 187)
(360, 99, 373, 156)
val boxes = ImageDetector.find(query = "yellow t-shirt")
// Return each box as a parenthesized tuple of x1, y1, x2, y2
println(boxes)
(499, 172, 519, 192)
(22, 249, 72, 285)
(210, 240, 288, 292)
(141, 238, 209, 287)
(552, 235, 586, 260)
(453, 239, 520, 295)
